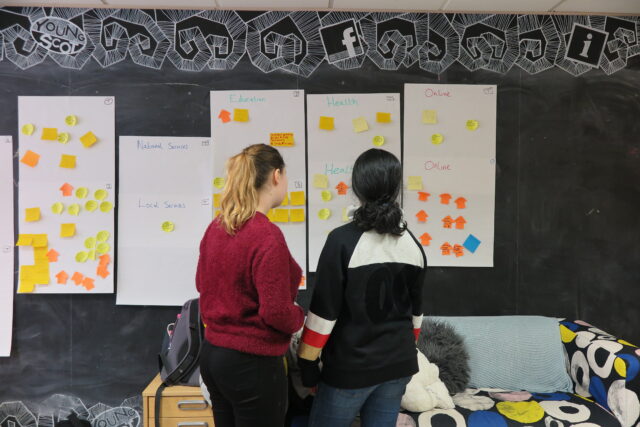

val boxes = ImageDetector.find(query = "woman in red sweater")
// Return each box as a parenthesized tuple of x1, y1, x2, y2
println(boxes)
(197, 143, 304, 427)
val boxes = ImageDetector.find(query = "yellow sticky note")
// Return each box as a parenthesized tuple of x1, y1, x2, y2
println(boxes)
(16, 234, 33, 246)
(60, 223, 76, 238)
(466, 119, 479, 131)
(342, 207, 350, 222)
(60, 154, 76, 169)
(290, 191, 305, 206)
(422, 110, 438, 124)
(80, 131, 98, 148)
(407, 176, 423, 191)
(313, 174, 328, 189)
(32, 234, 48, 247)
(270, 133, 294, 147)
(274, 209, 289, 223)
(266, 209, 276, 222)
(352, 117, 369, 133)
(21, 124, 35, 135)
(213, 194, 221, 208)
(280, 194, 289, 206)
(290, 209, 305, 222)
(376, 112, 391, 123)
(213, 177, 225, 189)
(319, 116, 334, 130)
(25, 207, 41, 222)
(233, 109, 249, 122)
(321, 190, 333, 202)
(318, 208, 331, 220)
(215, 210, 221, 217)
(41, 128, 58, 141)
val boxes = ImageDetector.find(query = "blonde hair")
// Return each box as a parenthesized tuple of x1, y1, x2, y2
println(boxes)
(218, 144, 284, 235)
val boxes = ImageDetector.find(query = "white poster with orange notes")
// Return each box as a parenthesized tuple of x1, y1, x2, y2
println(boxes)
(306, 93, 401, 272)
(210, 90, 307, 286)
(17, 96, 115, 293)
(403, 84, 497, 267)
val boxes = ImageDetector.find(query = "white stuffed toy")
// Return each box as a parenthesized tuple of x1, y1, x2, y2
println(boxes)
(401, 350, 455, 413)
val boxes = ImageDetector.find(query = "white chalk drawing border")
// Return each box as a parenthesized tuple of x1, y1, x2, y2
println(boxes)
(0, 8, 639, 76)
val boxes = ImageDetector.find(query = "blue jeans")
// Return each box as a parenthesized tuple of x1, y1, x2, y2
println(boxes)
(308, 377, 411, 427)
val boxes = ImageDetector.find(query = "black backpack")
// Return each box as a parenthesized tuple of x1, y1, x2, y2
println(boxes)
(155, 299, 205, 424)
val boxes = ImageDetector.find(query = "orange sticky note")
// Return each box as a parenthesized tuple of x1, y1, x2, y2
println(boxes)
(71, 271, 84, 285)
(270, 133, 294, 147)
(453, 244, 465, 257)
(46, 249, 59, 262)
(441, 242, 452, 256)
(442, 216, 453, 229)
(41, 128, 58, 141)
(454, 216, 467, 230)
(376, 112, 391, 123)
(420, 233, 432, 246)
(20, 150, 40, 167)
(418, 192, 430, 202)
(56, 271, 68, 284)
(455, 197, 467, 209)
(80, 131, 98, 148)
(60, 182, 74, 196)
(336, 182, 349, 195)
(97, 265, 110, 279)
(60, 154, 76, 169)
(60, 223, 76, 237)
(290, 208, 305, 222)
(218, 109, 231, 123)
(82, 277, 95, 290)
(440, 193, 452, 205)
(319, 116, 334, 130)
(416, 210, 428, 223)
(233, 109, 249, 122)
(25, 207, 41, 222)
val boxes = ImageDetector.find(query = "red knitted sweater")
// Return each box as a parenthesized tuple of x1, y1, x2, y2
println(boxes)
(196, 212, 304, 356)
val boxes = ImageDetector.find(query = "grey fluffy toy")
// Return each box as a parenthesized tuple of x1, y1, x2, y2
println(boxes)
(417, 318, 470, 394)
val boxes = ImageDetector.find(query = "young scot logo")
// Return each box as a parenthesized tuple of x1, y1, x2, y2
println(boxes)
(31, 17, 87, 54)
(320, 19, 364, 63)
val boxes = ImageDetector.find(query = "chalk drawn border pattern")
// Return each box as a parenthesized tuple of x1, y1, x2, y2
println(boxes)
(0, 7, 639, 76)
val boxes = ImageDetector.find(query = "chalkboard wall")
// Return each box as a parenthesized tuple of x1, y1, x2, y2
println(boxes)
(1, 8, 639, 407)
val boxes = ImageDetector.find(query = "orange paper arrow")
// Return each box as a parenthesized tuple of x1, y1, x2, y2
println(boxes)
(455, 197, 467, 209)
(440, 242, 452, 255)
(60, 182, 74, 197)
(418, 192, 430, 202)
(336, 182, 349, 195)
(56, 270, 68, 284)
(96, 265, 110, 279)
(453, 244, 464, 257)
(416, 210, 428, 222)
(98, 254, 111, 266)
(442, 215, 453, 229)
(46, 249, 59, 262)
(82, 277, 95, 291)
(71, 272, 84, 285)
(218, 109, 231, 123)
(419, 232, 432, 246)
(440, 193, 452, 205)
(454, 216, 467, 229)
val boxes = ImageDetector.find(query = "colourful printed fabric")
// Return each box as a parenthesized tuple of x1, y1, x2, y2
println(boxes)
(402, 319, 639, 426)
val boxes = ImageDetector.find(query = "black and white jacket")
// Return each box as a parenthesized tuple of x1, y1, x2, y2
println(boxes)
(299, 221, 427, 389)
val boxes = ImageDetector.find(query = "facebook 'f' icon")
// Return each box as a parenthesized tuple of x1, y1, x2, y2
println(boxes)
(320, 19, 364, 63)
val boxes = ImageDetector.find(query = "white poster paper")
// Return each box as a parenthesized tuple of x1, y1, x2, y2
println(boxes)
(211, 90, 307, 286)
(117, 136, 213, 306)
(18, 96, 115, 293)
(307, 93, 401, 271)
(403, 84, 497, 267)
(1, 136, 14, 356)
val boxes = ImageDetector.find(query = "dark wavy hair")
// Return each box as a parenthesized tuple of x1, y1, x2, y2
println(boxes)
(351, 149, 406, 235)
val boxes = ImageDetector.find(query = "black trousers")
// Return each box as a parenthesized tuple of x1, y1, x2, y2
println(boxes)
(199, 341, 288, 427)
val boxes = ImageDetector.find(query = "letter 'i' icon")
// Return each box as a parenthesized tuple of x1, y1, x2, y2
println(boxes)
(565, 23, 609, 68)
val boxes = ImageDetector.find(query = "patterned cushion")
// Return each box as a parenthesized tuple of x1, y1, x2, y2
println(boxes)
(402, 388, 622, 426)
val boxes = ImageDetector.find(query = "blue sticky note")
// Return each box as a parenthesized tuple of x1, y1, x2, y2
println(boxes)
(463, 234, 481, 253)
